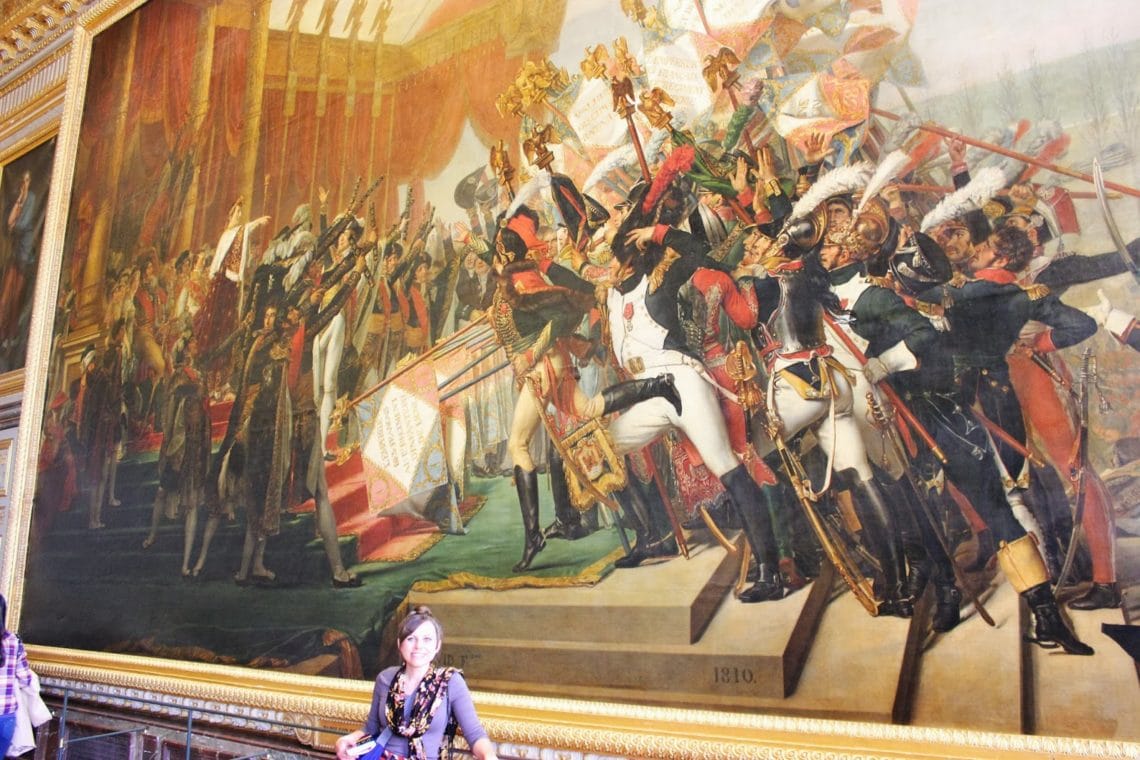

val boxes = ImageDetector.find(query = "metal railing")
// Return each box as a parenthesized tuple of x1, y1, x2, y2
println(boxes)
(46, 683, 341, 759)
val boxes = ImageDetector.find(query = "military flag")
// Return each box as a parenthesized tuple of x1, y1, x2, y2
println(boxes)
(356, 361, 448, 514)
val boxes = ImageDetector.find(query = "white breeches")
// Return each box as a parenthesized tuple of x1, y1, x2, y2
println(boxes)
(313, 313, 346, 451)
(608, 364, 739, 477)
(846, 368, 906, 479)
(751, 365, 875, 481)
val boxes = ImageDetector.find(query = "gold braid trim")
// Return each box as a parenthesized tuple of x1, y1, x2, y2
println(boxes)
(411, 548, 624, 593)
(490, 289, 523, 360)
(648, 248, 680, 293)
(912, 300, 944, 318)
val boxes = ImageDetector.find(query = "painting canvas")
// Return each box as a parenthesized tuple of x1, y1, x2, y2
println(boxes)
(12, 0, 1140, 748)
(0, 136, 55, 375)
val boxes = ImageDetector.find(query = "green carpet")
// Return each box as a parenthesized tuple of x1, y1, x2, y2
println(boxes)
(19, 472, 624, 679)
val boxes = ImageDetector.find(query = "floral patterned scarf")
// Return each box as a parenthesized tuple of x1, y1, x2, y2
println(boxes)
(385, 665, 458, 760)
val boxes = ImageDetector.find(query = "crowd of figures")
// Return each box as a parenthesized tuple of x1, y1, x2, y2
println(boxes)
(473, 119, 1140, 657)
(31, 89, 1140, 662)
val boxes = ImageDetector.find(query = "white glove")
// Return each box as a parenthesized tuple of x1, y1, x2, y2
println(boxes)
(863, 357, 890, 384)
(1086, 289, 1113, 327)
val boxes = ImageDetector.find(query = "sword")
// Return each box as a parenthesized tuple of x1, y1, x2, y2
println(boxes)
(1054, 347, 1093, 593)
(822, 314, 948, 464)
(866, 393, 995, 627)
(729, 341, 880, 614)
(1092, 158, 1140, 285)
(1026, 348, 1078, 403)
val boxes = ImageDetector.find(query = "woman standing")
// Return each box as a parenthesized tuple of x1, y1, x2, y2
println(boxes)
(335, 607, 498, 760)
(0, 595, 34, 756)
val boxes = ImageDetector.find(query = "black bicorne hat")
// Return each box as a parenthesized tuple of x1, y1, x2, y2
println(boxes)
(889, 231, 952, 295)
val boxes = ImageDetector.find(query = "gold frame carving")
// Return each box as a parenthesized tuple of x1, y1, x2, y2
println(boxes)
(25, 644, 1140, 760)
(1, 2, 1137, 760)
(0, 437, 11, 497)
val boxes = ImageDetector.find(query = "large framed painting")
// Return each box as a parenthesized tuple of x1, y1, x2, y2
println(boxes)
(6, 0, 1140, 756)
(0, 134, 56, 381)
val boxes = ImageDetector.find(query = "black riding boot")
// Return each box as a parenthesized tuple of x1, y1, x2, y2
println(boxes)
(543, 450, 588, 540)
(601, 374, 682, 416)
(1024, 582, 1094, 655)
(1068, 582, 1122, 611)
(877, 474, 932, 604)
(722, 465, 784, 602)
(931, 583, 962, 632)
(848, 474, 909, 617)
(996, 534, 1093, 655)
(512, 466, 546, 573)
(612, 475, 675, 568)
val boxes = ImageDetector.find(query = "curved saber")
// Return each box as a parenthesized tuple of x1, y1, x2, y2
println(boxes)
(1054, 348, 1093, 593)
(1093, 158, 1140, 285)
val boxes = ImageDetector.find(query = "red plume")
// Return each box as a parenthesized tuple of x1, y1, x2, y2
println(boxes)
(642, 145, 695, 214)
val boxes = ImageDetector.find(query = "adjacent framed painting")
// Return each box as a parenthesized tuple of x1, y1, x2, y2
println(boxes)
(0, 134, 56, 383)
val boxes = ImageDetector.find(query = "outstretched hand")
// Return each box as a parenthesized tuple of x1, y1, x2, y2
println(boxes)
(948, 137, 967, 167)
(802, 130, 831, 164)
(756, 145, 777, 181)
(625, 226, 656, 251)
(1086, 288, 1114, 327)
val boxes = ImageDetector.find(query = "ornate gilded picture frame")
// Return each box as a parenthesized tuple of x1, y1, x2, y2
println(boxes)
(4, 1, 1140, 758)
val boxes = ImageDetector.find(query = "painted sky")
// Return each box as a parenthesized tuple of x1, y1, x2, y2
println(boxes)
(419, 0, 1140, 219)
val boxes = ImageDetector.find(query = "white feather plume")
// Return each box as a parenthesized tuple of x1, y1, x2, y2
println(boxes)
(786, 162, 873, 225)
(919, 165, 1006, 232)
(583, 147, 631, 192)
(583, 129, 669, 193)
(856, 149, 908, 216)
(505, 169, 552, 218)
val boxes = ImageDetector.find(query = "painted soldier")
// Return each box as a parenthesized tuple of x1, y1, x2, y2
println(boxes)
(821, 222, 961, 630)
(607, 183, 789, 601)
(910, 225, 1096, 654)
(490, 205, 680, 573)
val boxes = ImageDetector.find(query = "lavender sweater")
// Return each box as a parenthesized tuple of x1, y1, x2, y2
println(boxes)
(362, 667, 488, 759)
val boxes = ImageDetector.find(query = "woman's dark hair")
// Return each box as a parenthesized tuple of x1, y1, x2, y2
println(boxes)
(397, 605, 442, 645)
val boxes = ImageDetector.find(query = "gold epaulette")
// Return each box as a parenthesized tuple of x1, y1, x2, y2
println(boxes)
(912, 300, 943, 317)
(1020, 282, 1050, 300)
(948, 272, 968, 288)
(648, 248, 680, 294)
(866, 274, 893, 289)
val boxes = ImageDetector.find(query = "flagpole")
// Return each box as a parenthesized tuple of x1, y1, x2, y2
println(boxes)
(347, 317, 491, 407)
(871, 107, 1140, 200)
(895, 182, 1112, 201)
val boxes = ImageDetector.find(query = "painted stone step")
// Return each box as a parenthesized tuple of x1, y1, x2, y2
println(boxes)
(910, 580, 1023, 734)
(414, 538, 740, 647)
(412, 540, 830, 705)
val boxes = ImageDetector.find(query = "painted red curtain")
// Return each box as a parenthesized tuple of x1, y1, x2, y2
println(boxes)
(197, 25, 250, 239)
